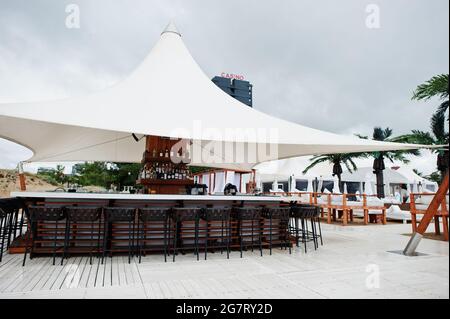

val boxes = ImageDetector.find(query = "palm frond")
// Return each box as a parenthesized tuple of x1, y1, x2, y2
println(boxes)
(431, 110, 447, 141)
(302, 156, 329, 174)
(412, 74, 449, 101)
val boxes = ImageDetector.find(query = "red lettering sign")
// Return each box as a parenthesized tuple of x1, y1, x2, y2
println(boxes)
(221, 73, 245, 81)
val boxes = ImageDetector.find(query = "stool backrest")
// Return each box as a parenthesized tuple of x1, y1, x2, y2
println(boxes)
(172, 208, 202, 221)
(65, 207, 102, 222)
(203, 207, 232, 221)
(29, 206, 65, 222)
(234, 207, 262, 220)
(263, 207, 290, 220)
(138, 207, 171, 222)
(104, 207, 136, 222)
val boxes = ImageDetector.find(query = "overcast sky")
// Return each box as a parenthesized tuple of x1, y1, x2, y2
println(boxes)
(0, 0, 448, 174)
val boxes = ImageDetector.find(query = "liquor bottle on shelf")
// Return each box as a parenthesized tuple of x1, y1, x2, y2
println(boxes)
(165, 148, 169, 158)
(152, 148, 157, 158)
(159, 149, 163, 157)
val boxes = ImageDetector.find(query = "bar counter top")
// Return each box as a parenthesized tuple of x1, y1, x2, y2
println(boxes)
(10, 191, 289, 202)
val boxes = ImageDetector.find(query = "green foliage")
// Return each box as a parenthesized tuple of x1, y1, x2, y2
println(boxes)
(359, 127, 420, 165)
(302, 153, 366, 180)
(36, 165, 68, 186)
(412, 74, 449, 120)
(412, 74, 449, 101)
(71, 162, 141, 189)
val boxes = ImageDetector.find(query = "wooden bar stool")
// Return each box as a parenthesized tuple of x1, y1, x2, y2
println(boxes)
(234, 207, 263, 258)
(202, 207, 232, 260)
(22, 206, 66, 266)
(62, 207, 102, 265)
(137, 207, 172, 263)
(102, 207, 136, 264)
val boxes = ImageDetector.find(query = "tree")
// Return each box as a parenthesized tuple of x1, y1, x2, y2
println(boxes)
(412, 74, 449, 119)
(70, 162, 141, 189)
(71, 162, 112, 188)
(302, 153, 365, 190)
(396, 111, 449, 183)
(357, 127, 420, 198)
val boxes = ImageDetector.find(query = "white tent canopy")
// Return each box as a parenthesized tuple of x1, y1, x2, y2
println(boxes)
(0, 23, 434, 170)
(341, 167, 437, 189)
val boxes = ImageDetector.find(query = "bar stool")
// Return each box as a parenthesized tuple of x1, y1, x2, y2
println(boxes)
(22, 206, 66, 266)
(171, 208, 203, 262)
(234, 207, 263, 258)
(102, 207, 136, 264)
(262, 207, 292, 255)
(0, 207, 6, 262)
(62, 207, 102, 265)
(202, 207, 232, 260)
(137, 207, 172, 263)
(291, 205, 322, 253)
(0, 199, 25, 263)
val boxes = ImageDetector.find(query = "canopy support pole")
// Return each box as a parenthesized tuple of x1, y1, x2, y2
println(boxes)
(403, 172, 449, 256)
(18, 162, 26, 191)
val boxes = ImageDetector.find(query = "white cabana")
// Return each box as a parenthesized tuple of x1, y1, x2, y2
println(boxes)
(0, 23, 434, 170)
(364, 173, 374, 196)
(342, 166, 438, 194)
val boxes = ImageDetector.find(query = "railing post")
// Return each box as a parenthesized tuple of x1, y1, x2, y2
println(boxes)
(18, 162, 26, 191)
(403, 172, 449, 256)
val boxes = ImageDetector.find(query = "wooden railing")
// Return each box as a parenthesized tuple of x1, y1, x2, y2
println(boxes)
(410, 173, 449, 241)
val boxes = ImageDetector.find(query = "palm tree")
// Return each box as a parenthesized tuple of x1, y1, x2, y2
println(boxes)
(358, 127, 420, 198)
(302, 153, 365, 191)
(396, 111, 449, 183)
(412, 74, 449, 119)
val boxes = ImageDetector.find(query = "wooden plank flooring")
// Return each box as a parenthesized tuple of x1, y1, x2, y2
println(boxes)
(0, 223, 448, 299)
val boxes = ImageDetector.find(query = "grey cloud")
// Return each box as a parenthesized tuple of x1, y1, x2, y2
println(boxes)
(0, 0, 448, 172)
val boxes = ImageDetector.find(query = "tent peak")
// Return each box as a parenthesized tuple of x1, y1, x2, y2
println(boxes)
(161, 21, 181, 37)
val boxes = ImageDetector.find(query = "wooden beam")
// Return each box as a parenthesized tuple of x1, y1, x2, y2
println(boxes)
(18, 162, 26, 191)
(416, 171, 449, 235)
(404, 171, 449, 256)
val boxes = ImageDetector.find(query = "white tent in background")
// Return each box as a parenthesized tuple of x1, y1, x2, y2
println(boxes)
(0, 23, 435, 171)
(341, 167, 438, 194)
(364, 173, 374, 195)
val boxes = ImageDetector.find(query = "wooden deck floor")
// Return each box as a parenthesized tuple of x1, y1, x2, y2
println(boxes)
(0, 223, 448, 299)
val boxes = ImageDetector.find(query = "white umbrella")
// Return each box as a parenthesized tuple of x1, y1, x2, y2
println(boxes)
(343, 182, 348, 194)
(332, 176, 341, 193)
(290, 175, 297, 192)
(364, 173, 374, 195)
(318, 176, 324, 193)
(306, 178, 314, 193)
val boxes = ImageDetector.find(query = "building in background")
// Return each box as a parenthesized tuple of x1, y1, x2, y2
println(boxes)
(212, 74, 253, 107)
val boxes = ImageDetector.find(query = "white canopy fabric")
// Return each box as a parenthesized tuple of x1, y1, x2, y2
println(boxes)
(341, 166, 437, 190)
(0, 23, 435, 170)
